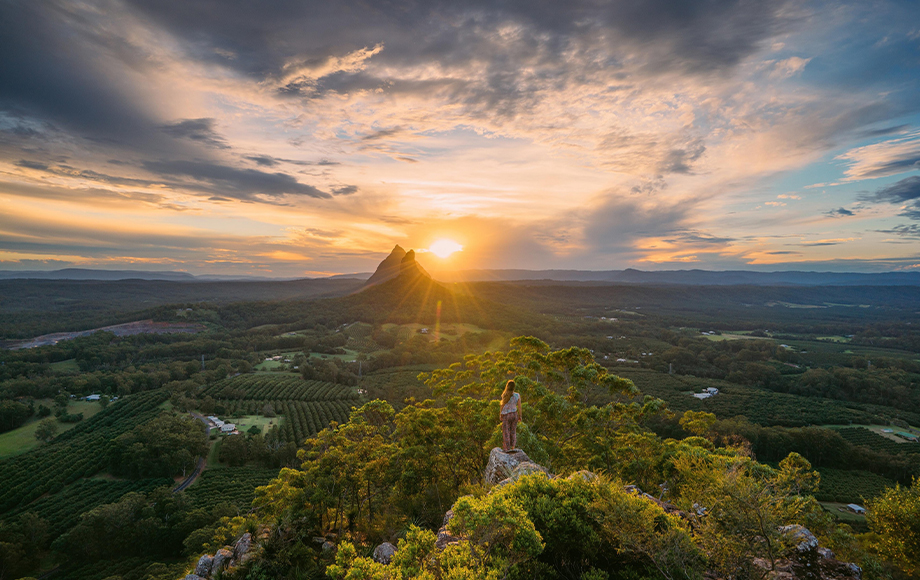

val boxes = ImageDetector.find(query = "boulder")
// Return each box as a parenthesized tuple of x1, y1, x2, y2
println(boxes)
(509, 461, 549, 481)
(211, 548, 233, 574)
(568, 470, 598, 482)
(484, 447, 532, 485)
(194, 554, 213, 577)
(373, 542, 397, 565)
(322, 541, 336, 552)
(781, 524, 819, 553)
(234, 532, 252, 560)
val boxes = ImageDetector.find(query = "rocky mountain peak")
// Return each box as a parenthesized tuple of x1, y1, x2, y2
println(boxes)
(364, 245, 430, 287)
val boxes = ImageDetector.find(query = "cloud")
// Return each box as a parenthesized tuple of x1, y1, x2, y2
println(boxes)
(161, 118, 229, 149)
(836, 130, 920, 181)
(142, 160, 332, 200)
(878, 224, 920, 238)
(826, 207, 855, 217)
(769, 56, 811, 78)
(862, 175, 920, 219)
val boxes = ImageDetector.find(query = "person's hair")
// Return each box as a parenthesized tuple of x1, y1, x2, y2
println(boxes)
(500, 380, 515, 408)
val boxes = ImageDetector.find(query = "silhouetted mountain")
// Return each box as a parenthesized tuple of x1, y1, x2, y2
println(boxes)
(364, 246, 430, 287)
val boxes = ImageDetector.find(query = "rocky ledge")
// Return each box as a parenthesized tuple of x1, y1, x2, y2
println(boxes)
(184, 532, 254, 580)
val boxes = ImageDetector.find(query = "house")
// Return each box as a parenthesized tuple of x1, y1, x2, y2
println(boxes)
(846, 504, 865, 515)
(705, 387, 719, 395)
(220, 423, 236, 433)
(419, 328, 429, 334)
(85, 394, 101, 401)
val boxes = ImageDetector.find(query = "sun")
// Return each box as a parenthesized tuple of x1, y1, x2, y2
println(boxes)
(428, 239, 463, 259)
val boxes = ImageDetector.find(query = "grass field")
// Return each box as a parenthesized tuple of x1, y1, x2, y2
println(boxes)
(819, 502, 867, 523)
(0, 400, 103, 458)
(230, 414, 282, 434)
(49, 358, 80, 373)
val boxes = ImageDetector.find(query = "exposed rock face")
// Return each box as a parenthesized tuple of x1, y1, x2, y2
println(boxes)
(189, 532, 257, 578)
(484, 447, 532, 485)
(436, 509, 459, 550)
(373, 542, 397, 565)
(194, 554, 213, 577)
(234, 532, 252, 560)
(211, 548, 233, 574)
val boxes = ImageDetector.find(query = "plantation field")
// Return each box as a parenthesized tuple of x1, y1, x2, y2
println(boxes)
(309, 348, 360, 361)
(613, 368, 920, 426)
(0, 400, 104, 459)
(183, 466, 279, 511)
(0, 390, 169, 513)
(5, 477, 172, 540)
(53, 557, 187, 580)
(202, 373, 360, 401)
(815, 467, 897, 503)
(832, 426, 920, 456)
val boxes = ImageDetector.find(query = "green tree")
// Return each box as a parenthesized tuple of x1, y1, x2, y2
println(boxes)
(34, 417, 58, 442)
(866, 478, 920, 576)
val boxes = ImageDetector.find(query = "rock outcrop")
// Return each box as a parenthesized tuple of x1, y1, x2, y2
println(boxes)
(751, 524, 861, 580)
(187, 532, 256, 579)
(373, 542, 397, 565)
(484, 447, 534, 485)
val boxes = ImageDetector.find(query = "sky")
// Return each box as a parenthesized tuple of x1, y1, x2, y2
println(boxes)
(1, 0, 920, 277)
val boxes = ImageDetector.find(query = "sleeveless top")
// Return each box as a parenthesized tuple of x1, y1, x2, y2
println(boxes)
(501, 392, 520, 415)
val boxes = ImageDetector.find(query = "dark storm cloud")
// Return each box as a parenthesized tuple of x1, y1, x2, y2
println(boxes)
(0, 2, 160, 146)
(142, 160, 332, 200)
(863, 176, 920, 219)
(332, 185, 358, 195)
(126, 0, 796, 73)
(161, 118, 230, 149)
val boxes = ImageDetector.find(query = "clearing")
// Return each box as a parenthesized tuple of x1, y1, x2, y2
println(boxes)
(0, 400, 104, 458)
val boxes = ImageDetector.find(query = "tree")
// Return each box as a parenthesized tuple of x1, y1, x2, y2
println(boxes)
(109, 413, 208, 478)
(0, 400, 32, 433)
(866, 478, 920, 576)
(679, 410, 716, 437)
(219, 434, 249, 467)
(34, 418, 58, 443)
(98, 395, 110, 409)
(247, 425, 262, 436)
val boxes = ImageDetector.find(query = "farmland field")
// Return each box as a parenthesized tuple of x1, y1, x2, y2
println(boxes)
(0, 400, 104, 459)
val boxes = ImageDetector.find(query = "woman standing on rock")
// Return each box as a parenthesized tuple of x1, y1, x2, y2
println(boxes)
(499, 379, 522, 451)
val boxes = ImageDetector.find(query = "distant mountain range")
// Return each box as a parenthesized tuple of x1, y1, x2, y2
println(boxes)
(2, 266, 920, 286)
(0, 269, 297, 282)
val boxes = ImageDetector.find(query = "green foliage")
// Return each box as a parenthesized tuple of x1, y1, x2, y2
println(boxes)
(109, 412, 208, 478)
(34, 418, 57, 442)
(866, 478, 920, 576)
(201, 374, 360, 402)
(0, 400, 32, 433)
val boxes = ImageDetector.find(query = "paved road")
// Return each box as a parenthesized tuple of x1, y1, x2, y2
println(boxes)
(172, 412, 212, 492)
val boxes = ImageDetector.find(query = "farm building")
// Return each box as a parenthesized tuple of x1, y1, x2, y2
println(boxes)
(85, 394, 101, 401)
(846, 504, 865, 514)
(693, 393, 712, 400)
(220, 423, 236, 433)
